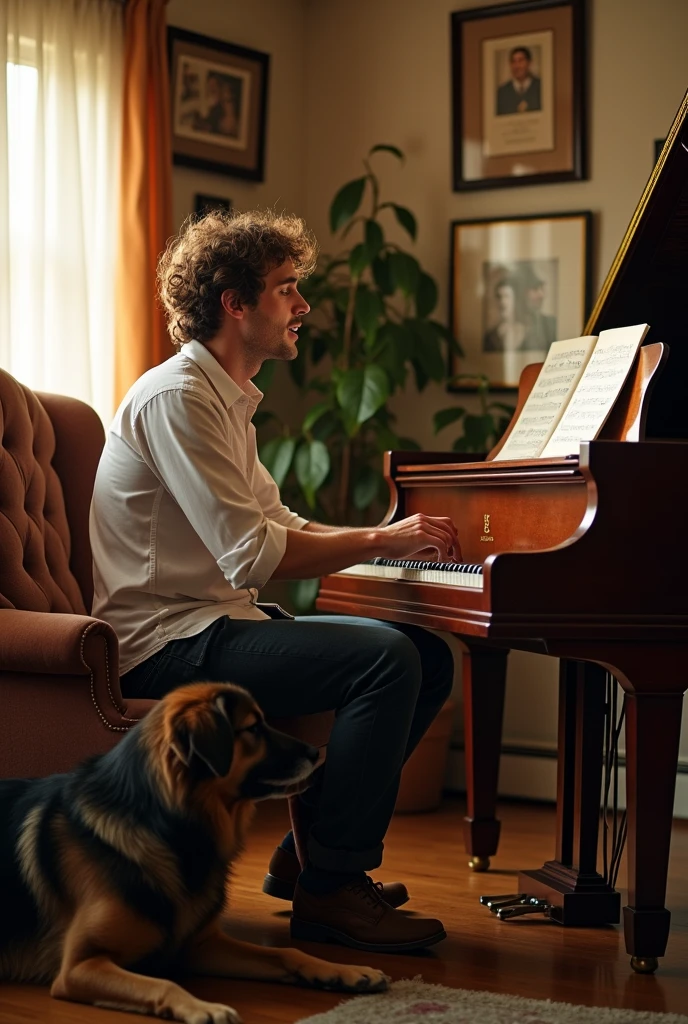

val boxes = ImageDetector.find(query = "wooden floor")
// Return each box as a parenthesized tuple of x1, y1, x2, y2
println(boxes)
(1, 797, 686, 1023)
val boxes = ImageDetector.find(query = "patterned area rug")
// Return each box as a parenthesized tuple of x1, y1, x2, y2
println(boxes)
(295, 978, 688, 1024)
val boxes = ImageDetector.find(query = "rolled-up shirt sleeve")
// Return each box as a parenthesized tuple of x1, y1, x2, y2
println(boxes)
(133, 387, 291, 590)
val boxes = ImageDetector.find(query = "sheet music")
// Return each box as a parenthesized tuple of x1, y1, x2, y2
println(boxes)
(493, 336, 598, 461)
(540, 324, 650, 458)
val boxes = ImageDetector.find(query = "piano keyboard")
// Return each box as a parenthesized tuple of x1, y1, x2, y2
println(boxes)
(337, 557, 484, 590)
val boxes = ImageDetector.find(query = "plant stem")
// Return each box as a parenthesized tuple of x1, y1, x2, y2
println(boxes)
(338, 440, 351, 522)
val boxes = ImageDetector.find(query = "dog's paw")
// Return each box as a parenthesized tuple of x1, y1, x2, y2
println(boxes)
(298, 963, 390, 993)
(173, 998, 243, 1024)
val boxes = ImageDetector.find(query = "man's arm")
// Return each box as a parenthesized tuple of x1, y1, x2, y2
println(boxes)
(271, 514, 460, 581)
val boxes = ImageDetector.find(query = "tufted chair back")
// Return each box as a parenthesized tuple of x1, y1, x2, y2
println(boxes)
(0, 368, 103, 614)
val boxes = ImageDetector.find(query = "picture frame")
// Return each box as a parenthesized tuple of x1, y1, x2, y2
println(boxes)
(194, 193, 233, 217)
(451, 0, 586, 191)
(449, 211, 592, 390)
(168, 27, 270, 182)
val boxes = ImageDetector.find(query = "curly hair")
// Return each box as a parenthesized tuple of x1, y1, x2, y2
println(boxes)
(157, 209, 319, 348)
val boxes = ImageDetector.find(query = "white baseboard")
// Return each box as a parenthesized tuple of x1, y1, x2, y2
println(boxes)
(445, 747, 688, 819)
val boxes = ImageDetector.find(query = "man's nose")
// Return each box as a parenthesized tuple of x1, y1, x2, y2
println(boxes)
(295, 293, 310, 315)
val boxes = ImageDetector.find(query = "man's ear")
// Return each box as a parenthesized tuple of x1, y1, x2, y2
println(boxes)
(221, 288, 245, 320)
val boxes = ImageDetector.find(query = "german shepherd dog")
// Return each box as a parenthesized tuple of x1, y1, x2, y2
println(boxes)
(0, 682, 389, 1022)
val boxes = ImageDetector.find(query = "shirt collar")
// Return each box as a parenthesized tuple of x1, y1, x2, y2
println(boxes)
(181, 340, 263, 409)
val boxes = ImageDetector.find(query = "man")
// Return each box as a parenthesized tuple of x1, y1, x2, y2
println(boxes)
(520, 264, 557, 350)
(496, 46, 542, 116)
(483, 276, 526, 352)
(90, 209, 458, 954)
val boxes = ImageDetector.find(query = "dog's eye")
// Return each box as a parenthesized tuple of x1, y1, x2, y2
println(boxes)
(243, 723, 261, 736)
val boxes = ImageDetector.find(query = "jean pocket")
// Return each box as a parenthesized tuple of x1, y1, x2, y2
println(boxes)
(162, 620, 218, 668)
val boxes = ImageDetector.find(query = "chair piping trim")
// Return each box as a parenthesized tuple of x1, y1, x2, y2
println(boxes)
(79, 621, 142, 732)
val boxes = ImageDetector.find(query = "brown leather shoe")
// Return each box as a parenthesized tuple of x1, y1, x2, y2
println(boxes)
(262, 845, 410, 908)
(290, 876, 446, 953)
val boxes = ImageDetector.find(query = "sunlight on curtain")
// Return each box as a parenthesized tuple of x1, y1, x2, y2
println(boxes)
(0, 0, 124, 425)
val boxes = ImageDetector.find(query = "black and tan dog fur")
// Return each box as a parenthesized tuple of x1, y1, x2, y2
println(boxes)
(0, 682, 389, 1023)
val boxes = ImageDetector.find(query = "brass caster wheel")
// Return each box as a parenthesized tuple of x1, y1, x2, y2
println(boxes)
(468, 855, 490, 872)
(630, 956, 659, 974)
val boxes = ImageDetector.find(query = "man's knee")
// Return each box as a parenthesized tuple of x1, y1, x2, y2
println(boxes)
(345, 627, 423, 700)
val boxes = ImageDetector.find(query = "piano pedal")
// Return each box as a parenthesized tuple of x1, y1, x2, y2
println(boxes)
(480, 893, 554, 921)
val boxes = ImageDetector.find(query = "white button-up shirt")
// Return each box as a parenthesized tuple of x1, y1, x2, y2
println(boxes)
(90, 340, 308, 674)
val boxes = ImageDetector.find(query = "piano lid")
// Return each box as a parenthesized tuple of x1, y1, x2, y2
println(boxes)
(585, 89, 688, 440)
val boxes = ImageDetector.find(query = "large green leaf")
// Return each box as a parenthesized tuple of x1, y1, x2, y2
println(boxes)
(372, 255, 394, 295)
(391, 204, 417, 241)
(330, 176, 367, 233)
(260, 436, 296, 488)
(364, 219, 384, 260)
(416, 272, 438, 318)
(433, 406, 466, 434)
(349, 243, 369, 278)
(368, 143, 404, 161)
(336, 365, 390, 434)
(302, 400, 333, 433)
(353, 465, 384, 510)
(355, 288, 384, 342)
(462, 413, 496, 451)
(252, 360, 276, 393)
(388, 251, 420, 296)
(295, 440, 330, 508)
(408, 319, 445, 381)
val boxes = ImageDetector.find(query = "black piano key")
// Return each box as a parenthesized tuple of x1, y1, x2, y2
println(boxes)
(370, 557, 483, 574)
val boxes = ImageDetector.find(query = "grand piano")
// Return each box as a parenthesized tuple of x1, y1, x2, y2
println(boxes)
(316, 91, 688, 973)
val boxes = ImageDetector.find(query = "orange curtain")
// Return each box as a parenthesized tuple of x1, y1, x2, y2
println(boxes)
(114, 0, 173, 405)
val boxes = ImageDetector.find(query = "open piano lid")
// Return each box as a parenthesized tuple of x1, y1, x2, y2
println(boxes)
(585, 89, 688, 440)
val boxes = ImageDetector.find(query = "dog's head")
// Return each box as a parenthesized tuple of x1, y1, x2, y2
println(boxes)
(146, 682, 319, 812)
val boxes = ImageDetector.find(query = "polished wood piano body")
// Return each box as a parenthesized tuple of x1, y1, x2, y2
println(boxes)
(317, 92, 688, 971)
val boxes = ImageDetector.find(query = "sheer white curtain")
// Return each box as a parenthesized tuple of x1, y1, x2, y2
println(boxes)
(0, 0, 123, 423)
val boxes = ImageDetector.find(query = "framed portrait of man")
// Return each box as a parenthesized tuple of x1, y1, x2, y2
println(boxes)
(451, 0, 586, 190)
(449, 211, 592, 390)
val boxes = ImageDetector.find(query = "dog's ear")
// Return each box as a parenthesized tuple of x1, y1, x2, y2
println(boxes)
(172, 704, 234, 779)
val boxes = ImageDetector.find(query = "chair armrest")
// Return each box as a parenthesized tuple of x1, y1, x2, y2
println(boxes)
(0, 609, 119, 677)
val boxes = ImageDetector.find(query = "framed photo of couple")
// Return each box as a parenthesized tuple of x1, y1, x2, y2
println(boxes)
(449, 211, 592, 391)
(168, 27, 270, 182)
(451, 0, 586, 190)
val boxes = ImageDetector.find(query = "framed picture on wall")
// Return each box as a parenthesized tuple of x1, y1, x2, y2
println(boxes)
(168, 27, 270, 181)
(449, 211, 592, 390)
(194, 193, 232, 217)
(451, 0, 586, 190)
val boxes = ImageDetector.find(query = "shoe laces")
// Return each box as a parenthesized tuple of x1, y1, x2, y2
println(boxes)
(347, 874, 386, 908)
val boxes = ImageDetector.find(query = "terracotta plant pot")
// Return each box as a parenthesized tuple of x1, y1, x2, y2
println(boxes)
(395, 699, 456, 813)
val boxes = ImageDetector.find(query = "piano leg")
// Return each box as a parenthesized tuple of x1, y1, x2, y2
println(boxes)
(518, 660, 621, 925)
(460, 643, 508, 871)
(622, 689, 684, 974)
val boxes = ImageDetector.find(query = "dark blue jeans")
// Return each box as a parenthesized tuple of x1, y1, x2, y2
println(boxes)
(121, 614, 454, 873)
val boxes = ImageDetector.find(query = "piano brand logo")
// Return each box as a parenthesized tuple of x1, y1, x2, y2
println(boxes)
(481, 513, 494, 542)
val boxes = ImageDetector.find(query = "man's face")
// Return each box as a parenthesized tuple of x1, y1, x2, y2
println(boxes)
(240, 259, 310, 365)
(495, 284, 515, 319)
(510, 51, 531, 82)
(526, 283, 545, 311)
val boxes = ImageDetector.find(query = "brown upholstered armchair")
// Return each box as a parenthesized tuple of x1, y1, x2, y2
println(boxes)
(0, 367, 331, 828)
(0, 370, 156, 778)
